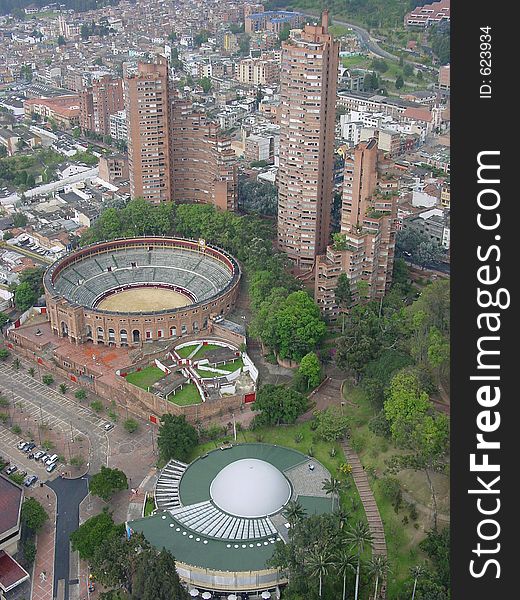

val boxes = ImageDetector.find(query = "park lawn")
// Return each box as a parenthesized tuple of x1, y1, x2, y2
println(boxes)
(168, 383, 202, 406)
(215, 358, 244, 372)
(191, 344, 222, 360)
(188, 420, 367, 527)
(342, 381, 448, 597)
(126, 366, 165, 390)
(175, 344, 198, 358)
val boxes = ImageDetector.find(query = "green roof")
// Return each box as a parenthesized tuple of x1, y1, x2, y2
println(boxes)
(179, 443, 308, 506)
(129, 513, 278, 572)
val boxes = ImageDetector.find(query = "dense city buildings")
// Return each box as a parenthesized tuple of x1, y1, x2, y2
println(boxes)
(277, 11, 340, 269)
(404, 0, 451, 28)
(123, 58, 173, 204)
(79, 75, 124, 136)
(315, 139, 398, 318)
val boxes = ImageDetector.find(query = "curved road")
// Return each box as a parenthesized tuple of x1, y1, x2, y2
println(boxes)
(301, 10, 399, 61)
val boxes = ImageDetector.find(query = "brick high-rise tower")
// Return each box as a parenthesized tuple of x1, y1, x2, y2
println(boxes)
(277, 10, 339, 269)
(124, 58, 173, 204)
(314, 139, 398, 319)
(79, 75, 124, 136)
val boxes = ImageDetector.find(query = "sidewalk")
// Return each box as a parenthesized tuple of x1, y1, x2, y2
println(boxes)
(28, 484, 56, 600)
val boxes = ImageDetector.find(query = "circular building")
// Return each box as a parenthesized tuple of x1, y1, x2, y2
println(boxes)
(43, 237, 240, 346)
(127, 443, 334, 597)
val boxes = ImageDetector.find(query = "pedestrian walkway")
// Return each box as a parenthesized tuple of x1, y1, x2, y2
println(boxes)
(29, 485, 56, 600)
(340, 439, 387, 557)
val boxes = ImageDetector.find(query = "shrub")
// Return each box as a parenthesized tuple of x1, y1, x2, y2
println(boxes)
(42, 440, 55, 451)
(0, 413, 8, 423)
(59, 383, 67, 394)
(378, 476, 403, 512)
(70, 456, 85, 467)
(90, 400, 103, 413)
(11, 424, 21, 435)
(368, 410, 391, 438)
(23, 540, 37, 565)
(108, 410, 118, 422)
(123, 418, 138, 434)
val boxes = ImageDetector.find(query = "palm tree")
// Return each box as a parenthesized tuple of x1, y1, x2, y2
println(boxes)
(307, 547, 334, 598)
(12, 357, 20, 371)
(368, 554, 389, 600)
(283, 500, 306, 529)
(28, 367, 35, 377)
(410, 564, 426, 600)
(322, 477, 342, 511)
(346, 521, 374, 600)
(335, 506, 350, 531)
(335, 550, 356, 600)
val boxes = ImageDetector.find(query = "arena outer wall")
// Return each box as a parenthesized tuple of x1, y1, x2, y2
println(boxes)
(43, 237, 241, 347)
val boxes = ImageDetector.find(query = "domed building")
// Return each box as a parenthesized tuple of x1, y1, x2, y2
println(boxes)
(127, 443, 335, 599)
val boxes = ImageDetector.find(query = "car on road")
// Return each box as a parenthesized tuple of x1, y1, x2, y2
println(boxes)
(46, 462, 57, 473)
(24, 475, 38, 487)
(5, 465, 17, 475)
(34, 450, 45, 460)
(104, 423, 114, 431)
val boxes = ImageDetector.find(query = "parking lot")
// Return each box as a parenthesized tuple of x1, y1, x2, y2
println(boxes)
(0, 361, 108, 473)
(0, 426, 59, 483)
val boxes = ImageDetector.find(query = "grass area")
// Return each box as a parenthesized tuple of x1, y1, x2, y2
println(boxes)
(329, 24, 354, 37)
(195, 369, 220, 379)
(214, 357, 244, 372)
(125, 366, 165, 390)
(168, 383, 202, 406)
(144, 495, 155, 517)
(175, 344, 198, 358)
(342, 382, 449, 596)
(187, 421, 366, 527)
(191, 344, 222, 360)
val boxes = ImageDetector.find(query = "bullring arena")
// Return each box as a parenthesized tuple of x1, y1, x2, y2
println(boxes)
(43, 237, 241, 347)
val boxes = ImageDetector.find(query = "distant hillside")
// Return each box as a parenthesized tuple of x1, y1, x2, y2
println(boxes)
(0, 0, 119, 16)
(265, 0, 423, 28)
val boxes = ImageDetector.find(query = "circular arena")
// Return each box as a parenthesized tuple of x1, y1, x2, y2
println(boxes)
(43, 237, 241, 346)
(127, 443, 334, 598)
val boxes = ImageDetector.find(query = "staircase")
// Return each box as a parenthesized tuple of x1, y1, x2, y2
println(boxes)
(154, 459, 188, 511)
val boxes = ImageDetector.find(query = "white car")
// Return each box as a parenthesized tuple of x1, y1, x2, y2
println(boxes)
(104, 423, 114, 431)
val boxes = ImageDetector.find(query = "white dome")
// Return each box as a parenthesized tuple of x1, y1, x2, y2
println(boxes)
(210, 459, 291, 518)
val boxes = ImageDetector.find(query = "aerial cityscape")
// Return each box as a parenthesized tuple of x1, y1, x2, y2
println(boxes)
(0, 1, 450, 599)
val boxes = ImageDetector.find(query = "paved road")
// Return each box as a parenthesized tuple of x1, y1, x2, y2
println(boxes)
(47, 476, 89, 600)
(0, 362, 108, 472)
(301, 11, 399, 61)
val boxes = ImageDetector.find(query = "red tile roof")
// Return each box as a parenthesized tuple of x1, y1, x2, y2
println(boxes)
(0, 475, 23, 537)
(0, 551, 30, 592)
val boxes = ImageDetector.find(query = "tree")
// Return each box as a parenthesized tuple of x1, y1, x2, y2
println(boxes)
(335, 550, 356, 600)
(346, 521, 373, 600)
(42, 374, 54, 386)
(0, 348, 10, 360)
(14, 282, 36, 312)
(252, 384, 307, 427)
(322, 477, 342, 510)
(404, 63, 414, 78)
(411, 564, 427, 600)
(283, 500, 306, 528)
(59, 383, 67, 394)
(131, 548, 190, 600)
(157, 414, 198, 463)
(278, 23, 291, 43)
(123, 418, 138, 433)
(12, 357, 20, 370)
(28, 367, 35, 377)
(89, 466, 128, 501)
(298, 352, 322, 390)
(198, 76, 212, 93)
(75, 388, 87, 401)
(335, 273, 352, 333)
(70, 510, 121, 561)
(21, 497, 48, 532)
(420, 527, 450, 590)
(307, 547, 334, 597)
(395, 75, 404, 89)
(57, 35, 66, 46)
(313, 407, 350, 443)
(368, 554, 389, 600)
(12, 212, 27, 228)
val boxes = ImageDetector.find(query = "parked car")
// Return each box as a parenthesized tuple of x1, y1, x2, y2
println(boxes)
(39, 454, 49, 463)
(46, 463, 57, 473)
(23, 442, 36, 453)
(45, 454, 58, 466)
(5, 465, 17, 475)
(24, 475, 38, 487)
(104, 423, 114, 431)
(17, 441, 29, 451)
(33, 451, 45, 460)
